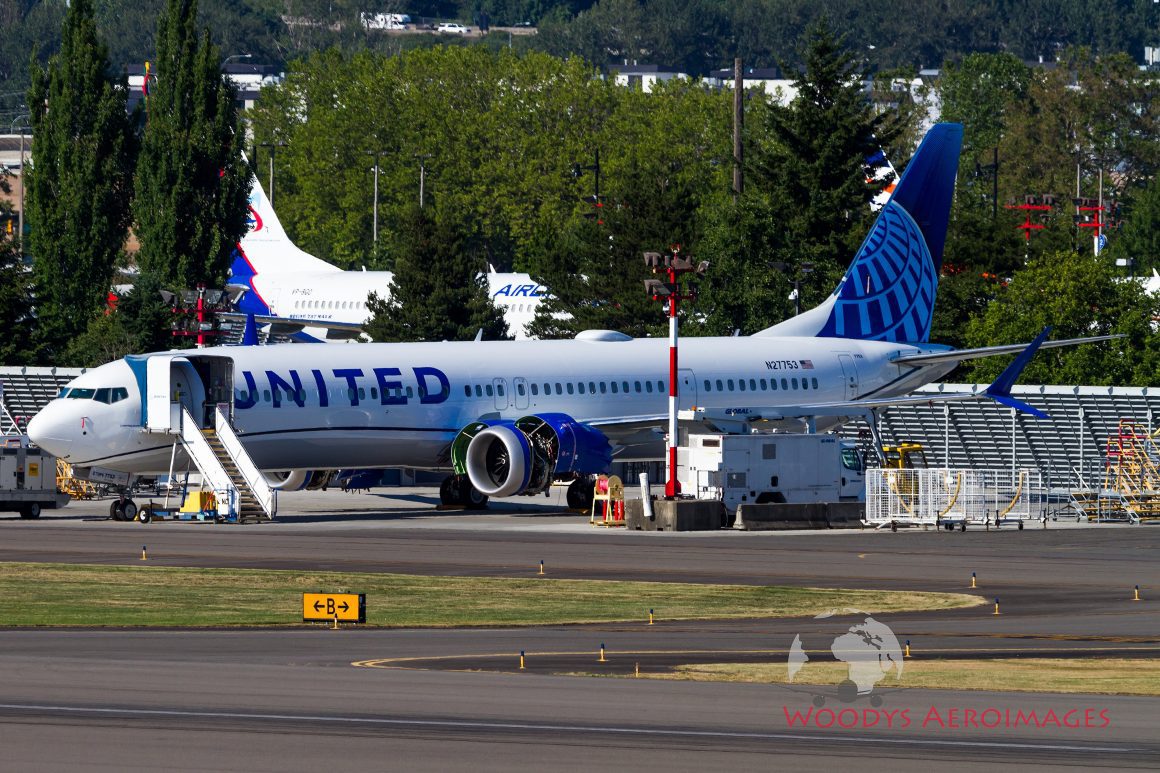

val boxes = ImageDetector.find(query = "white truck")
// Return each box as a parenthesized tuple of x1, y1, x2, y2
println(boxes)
(1, 436, 71, 518)
(677, 432, 864, 515)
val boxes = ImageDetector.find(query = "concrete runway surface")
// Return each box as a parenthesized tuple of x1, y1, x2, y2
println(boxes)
(1, 489, 1158, 770)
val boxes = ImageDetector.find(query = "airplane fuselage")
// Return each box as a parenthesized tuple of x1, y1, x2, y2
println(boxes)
(29, 335, 950, 476)
(243, 269, 546, 340)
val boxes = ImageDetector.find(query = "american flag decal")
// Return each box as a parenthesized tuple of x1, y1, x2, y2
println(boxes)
(800, 360, 814, 369)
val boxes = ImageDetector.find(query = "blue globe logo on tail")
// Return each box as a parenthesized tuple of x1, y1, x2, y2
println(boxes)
(818, 200, 937, 343)
(811, 123, 962, 344)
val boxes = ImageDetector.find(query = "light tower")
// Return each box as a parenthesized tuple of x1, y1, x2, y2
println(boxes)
(644, 248, 708, 499)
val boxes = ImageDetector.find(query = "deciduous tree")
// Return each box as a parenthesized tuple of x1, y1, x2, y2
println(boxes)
(133, 0, 250, 289)
(963, 249, 1159, 386)
(25, 0, 136, 360)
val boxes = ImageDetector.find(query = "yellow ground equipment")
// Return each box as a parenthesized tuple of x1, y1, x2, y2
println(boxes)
(56, 459, 99, 500)
(881, 443, 928, 469)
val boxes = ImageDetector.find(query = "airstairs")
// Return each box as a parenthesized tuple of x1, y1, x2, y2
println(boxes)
(176, 405, 276, 522)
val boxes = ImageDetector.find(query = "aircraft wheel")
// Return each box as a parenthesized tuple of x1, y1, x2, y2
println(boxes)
(566, 478, 592, 511)
(20, 502, 41, 519)
(464, 483, 489, 510)
(439, 476, 460, 506)
(110, 500, 127, 521)
(120, 499, 138, 523)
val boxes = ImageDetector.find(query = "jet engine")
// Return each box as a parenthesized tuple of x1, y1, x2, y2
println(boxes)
(260, 470, 335, 491)
(451, 413, 612, 498)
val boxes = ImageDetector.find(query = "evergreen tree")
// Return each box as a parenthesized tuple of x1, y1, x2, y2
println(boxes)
(364, 206, 509, 342)
(753, 19, 905, 292)
(133, 0, 250, 290)
(25, 0, 135, 361)
(696, 19, 909, 335)
(0, 226, 35, 365)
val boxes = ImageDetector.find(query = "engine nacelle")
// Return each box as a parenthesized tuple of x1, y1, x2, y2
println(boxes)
(261, 470, 335, 491)
(451, 413, 611, 498)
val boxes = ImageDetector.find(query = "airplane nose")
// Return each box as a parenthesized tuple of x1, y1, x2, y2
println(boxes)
(26, 408, 74, 459)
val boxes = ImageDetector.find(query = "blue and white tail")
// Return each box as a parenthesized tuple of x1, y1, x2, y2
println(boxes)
(230, 171, 339, 280)
(228, 170, 340, 316)
(756, 123, 963, 344)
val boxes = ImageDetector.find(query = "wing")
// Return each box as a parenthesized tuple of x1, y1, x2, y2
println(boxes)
(589, 326, 1064, 445)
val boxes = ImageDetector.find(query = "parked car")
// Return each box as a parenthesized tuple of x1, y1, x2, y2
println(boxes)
(437, 22, 470, 34)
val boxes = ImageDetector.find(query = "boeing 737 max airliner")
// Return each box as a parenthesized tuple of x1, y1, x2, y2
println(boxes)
(28, 124, 1114, 511)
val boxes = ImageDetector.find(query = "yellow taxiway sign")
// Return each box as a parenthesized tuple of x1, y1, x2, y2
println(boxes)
(302, 592, 365, 624)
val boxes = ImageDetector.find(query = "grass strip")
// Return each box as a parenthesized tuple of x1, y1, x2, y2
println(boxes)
(0, 562, 979, 628)
(631, 659, 1160, 696)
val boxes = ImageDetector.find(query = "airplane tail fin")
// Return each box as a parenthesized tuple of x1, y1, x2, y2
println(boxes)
(755, 123, 963, 343)
(232, 166, 340, 276)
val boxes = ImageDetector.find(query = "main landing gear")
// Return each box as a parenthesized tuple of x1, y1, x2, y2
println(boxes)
(109, 495, 138, 522)
(566, 478, 594, 511)
(439, 474, 489, 510)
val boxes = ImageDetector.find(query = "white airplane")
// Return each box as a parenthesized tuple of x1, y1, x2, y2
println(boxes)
(227, 175, 547, 341)
(29, 124, 1113, 516)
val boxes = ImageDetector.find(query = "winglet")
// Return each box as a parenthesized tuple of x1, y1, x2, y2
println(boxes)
(983, 326, 1052, 418)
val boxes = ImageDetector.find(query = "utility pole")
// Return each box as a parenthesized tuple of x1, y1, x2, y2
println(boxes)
(772, 261, 813, 316)
(733, 58, 743, 201)
(366, 150, 384, 249)
(1004, 195, 1053, 262)
(11, 115, 30, 253)
(259, 142, 287, 207)
(415, 153, 432, 209)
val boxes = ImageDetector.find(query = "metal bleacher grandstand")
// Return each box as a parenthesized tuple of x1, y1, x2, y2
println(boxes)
(839, 383, 1160, 492)
(0, 366, 86, 435)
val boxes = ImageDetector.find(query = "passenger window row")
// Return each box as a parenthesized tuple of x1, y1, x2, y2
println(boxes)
(461, 380, 667, 398)
(703, 376, 819, 392)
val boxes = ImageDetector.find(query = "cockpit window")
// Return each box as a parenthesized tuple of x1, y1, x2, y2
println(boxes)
(75, 387, 131, 404)
(57, 388, 70, 398)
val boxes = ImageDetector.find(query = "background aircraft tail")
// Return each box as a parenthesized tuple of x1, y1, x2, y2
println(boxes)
(232, 171, 340, 278)
(756, 122, 963, 343)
